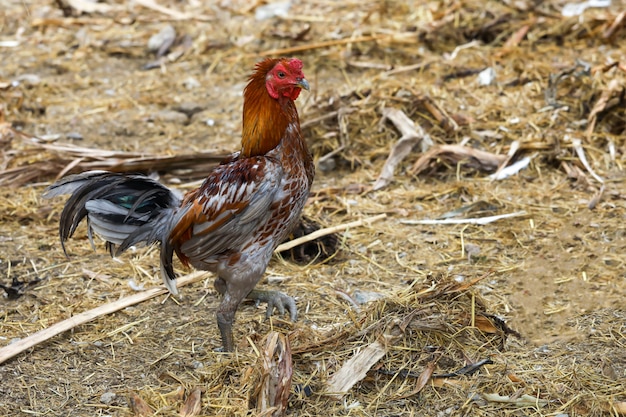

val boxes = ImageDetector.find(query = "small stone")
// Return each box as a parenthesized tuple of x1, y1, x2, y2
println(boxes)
(151, 110, 188, 124)
(464, 243, 481, 259)
(183, 77, 201, 90)
(128, 280, 144, 291)
(255, 1, 291, 20)
(147, 25, 176, 52)
(477, 67, 496, 86)
(317, 157, 336, 173)
(15, 74, 41, 86)
(66, 132, 83, 140)
(352, 290, 385, 304)
(100, 392, 116, 404)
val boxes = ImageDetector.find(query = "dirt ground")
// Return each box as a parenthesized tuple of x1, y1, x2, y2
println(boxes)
(1, 0, 625, 416)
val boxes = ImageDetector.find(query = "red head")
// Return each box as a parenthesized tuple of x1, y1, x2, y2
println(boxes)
(252, 58, 309, 101)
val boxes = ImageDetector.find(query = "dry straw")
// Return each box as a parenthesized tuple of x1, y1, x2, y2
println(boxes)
(1, 0, 625, 416)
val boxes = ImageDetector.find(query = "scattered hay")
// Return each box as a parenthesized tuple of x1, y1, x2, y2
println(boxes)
(0, 0, 625, 416)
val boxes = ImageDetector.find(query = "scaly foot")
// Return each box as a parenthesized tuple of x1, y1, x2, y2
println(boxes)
(247, 289, 297, 321)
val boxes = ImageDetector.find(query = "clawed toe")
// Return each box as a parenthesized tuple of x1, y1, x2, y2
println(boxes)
(247, 289, 298, 321)
(265, 292, 297, 320)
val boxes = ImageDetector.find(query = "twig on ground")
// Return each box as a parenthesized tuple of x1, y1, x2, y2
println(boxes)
(275, 214, 387, 253)
(400, 211, 527, 226)
(570, 137, 604, 184)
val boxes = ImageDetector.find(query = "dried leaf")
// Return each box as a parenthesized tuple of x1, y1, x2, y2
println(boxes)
(82, 268, 111, 282)
(474, 315, 499, 334)
(0, 137, 229, 187)
(180, 387, 203, 417)
(431, 377, 462, 388)
(411, 361, 436, 395)
(474, 313, 522, 338)
(507, 373, 524, 383)
(128, 392, 153, 416)
(164, 386, 185, 401)
(255, 332, 293, 417)
(410, 144, 506, 176)
(585, 79, 622, 141)
(326, 338, 388, 400)
(373, 108, 433, 190)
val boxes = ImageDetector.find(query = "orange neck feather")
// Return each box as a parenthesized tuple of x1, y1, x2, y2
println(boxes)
(240, 60, 298, 157)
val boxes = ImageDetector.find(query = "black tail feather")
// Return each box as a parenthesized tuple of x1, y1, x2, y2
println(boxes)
(44, 171, 181, 257)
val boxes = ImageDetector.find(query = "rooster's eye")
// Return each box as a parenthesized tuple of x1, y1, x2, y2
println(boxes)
(277, 71, 286, 79)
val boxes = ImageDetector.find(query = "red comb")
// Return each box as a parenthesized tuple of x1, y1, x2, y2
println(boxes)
(287, 58, 303, 71)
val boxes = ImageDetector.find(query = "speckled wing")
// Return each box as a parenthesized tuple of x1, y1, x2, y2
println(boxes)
(160, 156, 283, 290)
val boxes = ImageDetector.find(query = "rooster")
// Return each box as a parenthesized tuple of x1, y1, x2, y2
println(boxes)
(44, 58, 313, 352)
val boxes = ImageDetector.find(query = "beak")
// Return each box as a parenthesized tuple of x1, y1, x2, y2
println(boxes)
(296, 78, 310, 91)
